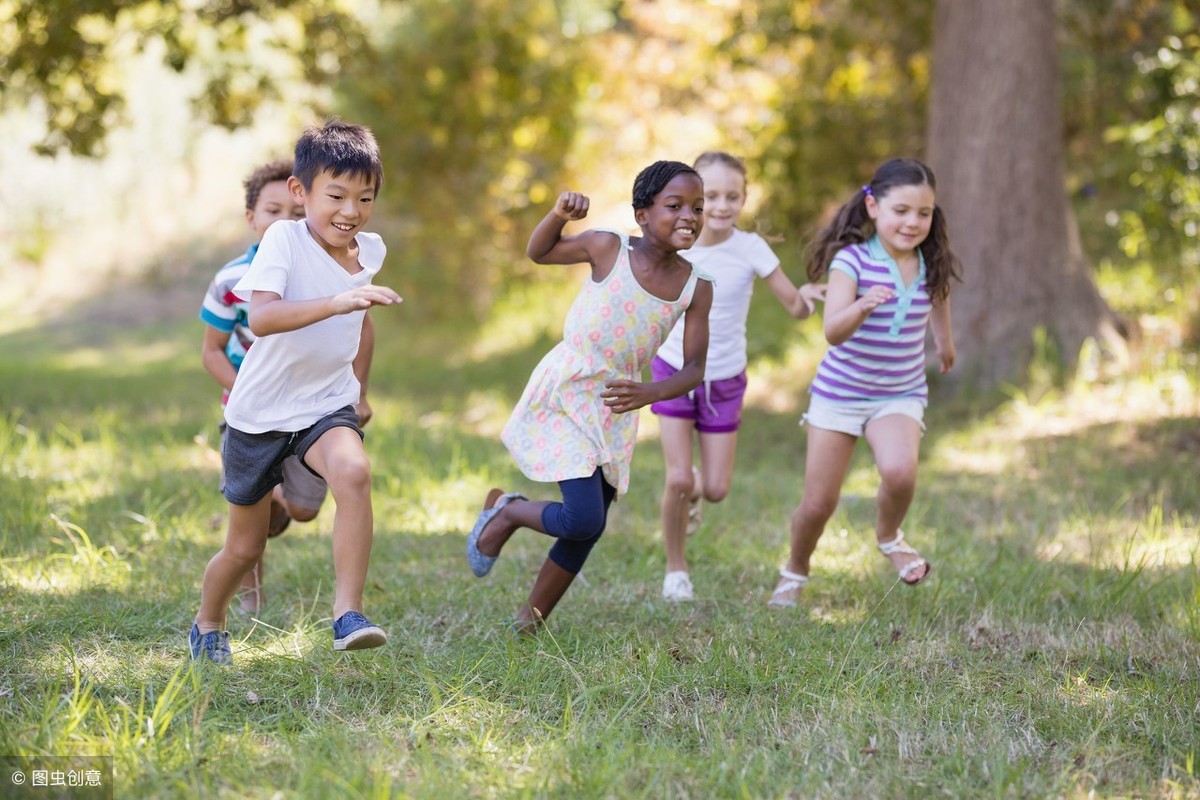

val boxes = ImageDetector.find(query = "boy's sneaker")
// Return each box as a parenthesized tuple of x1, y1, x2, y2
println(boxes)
(662, 570, 695, 602)
(189, 623, 232, 666)
(332, 611, 387, 651)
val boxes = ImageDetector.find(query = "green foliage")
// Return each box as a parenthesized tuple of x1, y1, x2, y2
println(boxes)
(336, 0, 595, 308)
(0, 0, 364, 155)
(731, 0, 932, 234)
(1062, 0, 1200, 285)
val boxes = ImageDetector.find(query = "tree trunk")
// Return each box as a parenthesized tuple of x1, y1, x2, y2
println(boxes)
(928, 0, 1126, 392)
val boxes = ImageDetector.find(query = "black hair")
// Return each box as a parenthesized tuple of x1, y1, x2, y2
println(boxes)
(805, 157, 962, 301)
(631, 160, 701, 209)
(293, 118, 384, 193)
(242, 158, 293, 211)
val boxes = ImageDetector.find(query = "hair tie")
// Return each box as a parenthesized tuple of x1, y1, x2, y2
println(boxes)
(861, 185, 873, 197)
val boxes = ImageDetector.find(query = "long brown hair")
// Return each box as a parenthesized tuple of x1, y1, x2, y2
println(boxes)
(805, 158, 962, 301)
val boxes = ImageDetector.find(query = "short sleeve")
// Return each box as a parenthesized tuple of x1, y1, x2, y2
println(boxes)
(233, 221, 292, 298)
(743, 232, 781, 278)
(829, 246, 861, 282)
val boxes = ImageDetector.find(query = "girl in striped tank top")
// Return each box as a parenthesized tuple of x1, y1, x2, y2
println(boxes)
(769, 158, 962, 607)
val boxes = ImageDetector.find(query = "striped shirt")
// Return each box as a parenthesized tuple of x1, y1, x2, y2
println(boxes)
(199, 243, 259, 405)
(810, 236, 932, 403)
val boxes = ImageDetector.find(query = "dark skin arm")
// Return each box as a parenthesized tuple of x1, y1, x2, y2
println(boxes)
(600, 278, 713, 414)
(526, 191, 622, 280)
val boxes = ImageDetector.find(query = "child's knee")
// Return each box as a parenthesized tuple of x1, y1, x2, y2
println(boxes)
(703, 481, 730, 504)
(664, 466, 694, 498)
(324, 455, 372, 494)
(559, 504, 607, 540)
(797, 495, 837, 524)
(877, 461, 917, 493)
(225, 537, 266, 565)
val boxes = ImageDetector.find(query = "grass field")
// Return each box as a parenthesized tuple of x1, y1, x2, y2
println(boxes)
(1, 270, 1198, 799)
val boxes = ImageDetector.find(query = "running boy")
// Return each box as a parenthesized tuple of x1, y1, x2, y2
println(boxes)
(199, 158, 379, 615)
(190, 120, 401, 665)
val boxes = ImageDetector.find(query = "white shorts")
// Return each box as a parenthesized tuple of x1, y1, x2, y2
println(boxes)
(801, 394, 926, 437)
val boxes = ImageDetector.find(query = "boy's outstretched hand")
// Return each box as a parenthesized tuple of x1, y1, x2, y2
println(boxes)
(332, 285, 402, 315)
(553, 192, 590, 221)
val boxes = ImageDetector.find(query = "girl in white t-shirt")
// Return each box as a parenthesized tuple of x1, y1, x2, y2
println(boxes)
(652, 152, 825, 602)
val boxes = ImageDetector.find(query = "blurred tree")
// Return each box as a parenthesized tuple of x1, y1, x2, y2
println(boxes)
(928, 0, 1127, 391)
(733, 0, 932, 234)
(335, 0, 598, 310)
(0, 0, 364, 156)
(1061, 1, 1200, 287)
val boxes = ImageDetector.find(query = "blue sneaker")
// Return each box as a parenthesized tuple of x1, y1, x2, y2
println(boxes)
(332, 611, 387, 651)
(189, 623, 232, 665)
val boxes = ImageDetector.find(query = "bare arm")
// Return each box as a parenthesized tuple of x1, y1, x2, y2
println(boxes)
(247, 284, 401, 337)
(526, 191, 621, 274)
(930, 296, 955, 373)
(353, 312, 376, 426)
(600, 279, 713, 414)
(762, 268, 826, 319)
(201, 326, 238, 393)
(822, 269, 894, 345)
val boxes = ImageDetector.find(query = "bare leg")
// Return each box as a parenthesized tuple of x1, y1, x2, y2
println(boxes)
(476, 498, 552, 557)
(303, 427, 375, 620)
(196, 496, 272, 633)
(237, 558, 264, 615)
(782, 427, 858, 576)
(658, 417, 695, 574)
(514, 557, 577, 634)
(864, 414, 928, 581)
(696, 429, 738, 503)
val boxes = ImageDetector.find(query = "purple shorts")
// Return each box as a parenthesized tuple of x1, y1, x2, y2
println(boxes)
(649, 356, 747, 434)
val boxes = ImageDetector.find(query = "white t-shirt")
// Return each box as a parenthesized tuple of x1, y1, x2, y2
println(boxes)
(224, 219, 386, 434)
(656, 228, 780, 380)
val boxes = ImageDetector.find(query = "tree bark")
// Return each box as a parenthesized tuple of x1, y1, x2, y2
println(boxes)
(928, 0, 1126, 391)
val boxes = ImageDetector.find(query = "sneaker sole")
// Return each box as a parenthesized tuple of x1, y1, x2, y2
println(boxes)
(334, 627, 388, 651)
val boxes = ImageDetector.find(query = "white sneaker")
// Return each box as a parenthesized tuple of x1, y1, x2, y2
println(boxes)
(662, 570, 694, 602)
(686, 465, 703, 536)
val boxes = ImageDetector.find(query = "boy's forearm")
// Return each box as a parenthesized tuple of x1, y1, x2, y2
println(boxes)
(353, 313, 375, 390)
(201, 350, 237, 392)
(248, 297, 337, 336)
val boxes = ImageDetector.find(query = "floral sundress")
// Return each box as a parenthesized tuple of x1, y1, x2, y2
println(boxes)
(501, 230, 704, 497)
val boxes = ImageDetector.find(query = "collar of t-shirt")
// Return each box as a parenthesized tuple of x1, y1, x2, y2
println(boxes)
(866, 234, 926, 339)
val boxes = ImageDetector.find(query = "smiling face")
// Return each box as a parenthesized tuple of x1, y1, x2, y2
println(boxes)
(246, 179, 305, 239)
(635, 172, 705, 251)
(866, 181, 936, 260)
(696, 161, 746, 245)
(290, 169, 377, 258)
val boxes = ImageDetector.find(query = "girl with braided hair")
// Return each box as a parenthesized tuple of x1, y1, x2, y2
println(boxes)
(466, 161, 714, 633)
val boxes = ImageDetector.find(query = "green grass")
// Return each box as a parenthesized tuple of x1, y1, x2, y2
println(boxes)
(1, 277, 1198, 799)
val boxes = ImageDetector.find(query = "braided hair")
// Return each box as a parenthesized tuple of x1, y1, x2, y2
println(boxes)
(805, 157, 962, 301)
(632, 160, 700, 209)
(243, 159, 293, 211)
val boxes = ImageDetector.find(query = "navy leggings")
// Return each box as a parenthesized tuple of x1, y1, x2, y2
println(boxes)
(541, 468, 617, 574)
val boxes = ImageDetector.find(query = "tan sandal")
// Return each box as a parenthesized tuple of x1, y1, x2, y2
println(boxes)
(768, 567, 809, 607)
(877, 530, 931, 585)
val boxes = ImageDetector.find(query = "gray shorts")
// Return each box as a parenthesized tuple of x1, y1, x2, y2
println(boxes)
(220, 425, 329, 511)
(220, 406, 360, 507)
